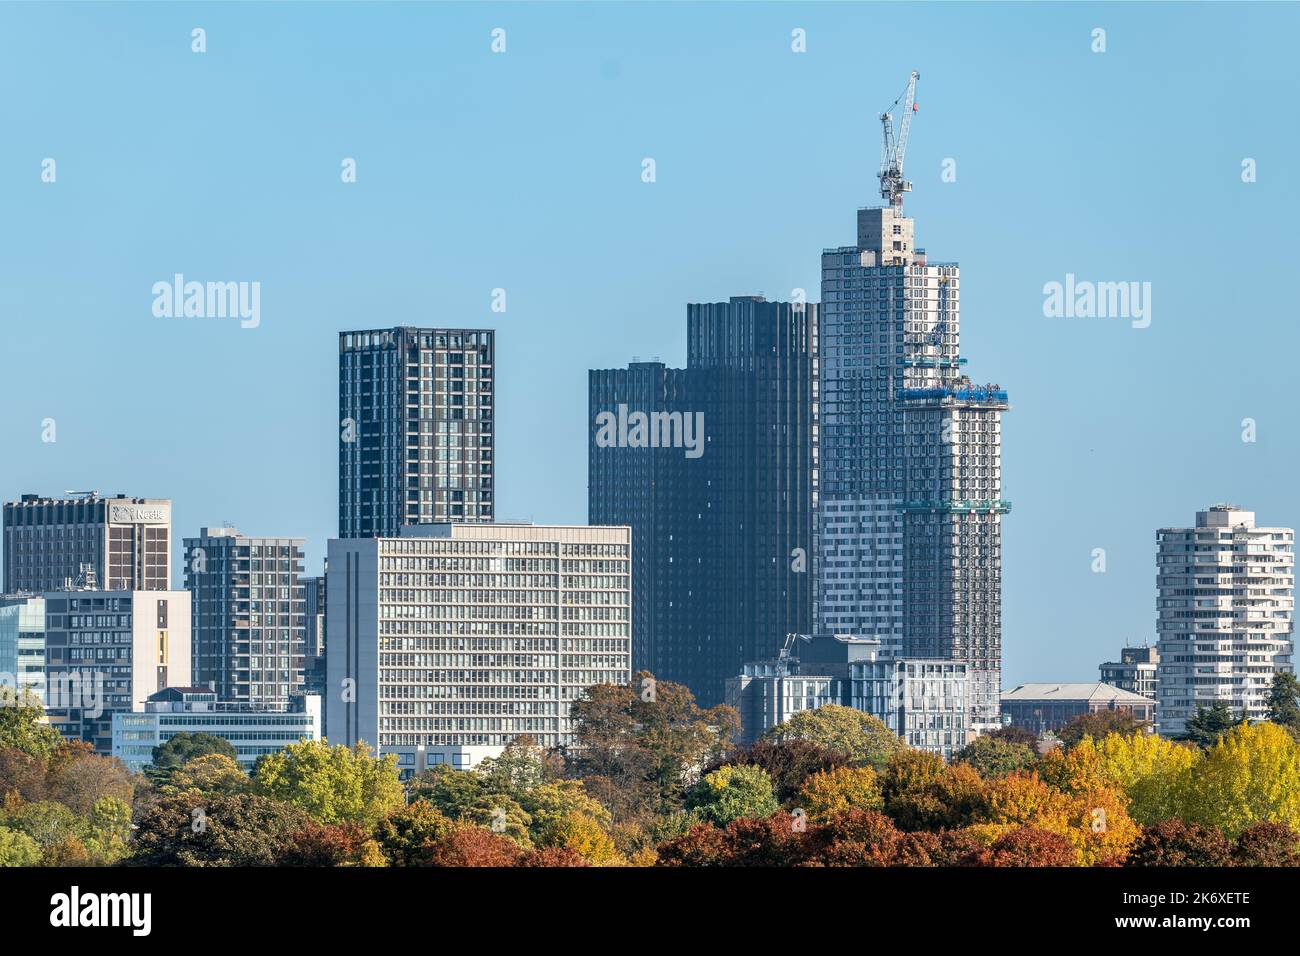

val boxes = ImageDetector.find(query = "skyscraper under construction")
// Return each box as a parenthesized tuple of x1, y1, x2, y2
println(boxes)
(817, 72, 1009, 731)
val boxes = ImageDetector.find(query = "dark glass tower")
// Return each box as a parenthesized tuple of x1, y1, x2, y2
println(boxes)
(589, 297, 818, 705)
(339, 328, 494, 537)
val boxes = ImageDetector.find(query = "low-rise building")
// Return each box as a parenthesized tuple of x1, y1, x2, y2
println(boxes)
(1000, 682, 1155, 735)
(726, 634, 972, 757)
(112, 687, 321, 771)
(1099, 645, 1159, 699)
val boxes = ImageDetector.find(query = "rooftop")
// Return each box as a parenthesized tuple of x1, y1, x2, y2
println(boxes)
(1001, 682, 1153, 704)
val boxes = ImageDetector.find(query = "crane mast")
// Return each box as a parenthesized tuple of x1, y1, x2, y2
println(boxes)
(879, 70, 920, 211)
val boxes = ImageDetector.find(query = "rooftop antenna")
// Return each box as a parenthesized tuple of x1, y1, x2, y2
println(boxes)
(879, 70, 920, 212)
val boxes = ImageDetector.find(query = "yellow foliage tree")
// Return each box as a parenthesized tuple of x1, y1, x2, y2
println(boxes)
(796, 766, 883, 823)
(1179, 721, 1300, 839)
(1041, 732, 1197, 825)
(548, 811, 624, 865)
(978, 771, 1137, 865)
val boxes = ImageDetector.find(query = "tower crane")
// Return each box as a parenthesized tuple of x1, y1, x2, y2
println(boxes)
(879, 70, 920, 211)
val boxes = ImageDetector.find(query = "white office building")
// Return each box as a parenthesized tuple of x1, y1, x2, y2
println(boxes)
(1156, 505, 1294, 736)
(112, 687, 321, 771)
(326, 523, 631, 776)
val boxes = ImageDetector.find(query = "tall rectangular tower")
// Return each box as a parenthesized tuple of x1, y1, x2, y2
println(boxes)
(588, 297, 818, 706)
(818, 205, 1008, 731)
(183, 527, 306, 708)
(1155, 505, 1294, 736)
(339, 328, 495, 538)
(3, 493, 172, 594)
(325, 523, 631, 769)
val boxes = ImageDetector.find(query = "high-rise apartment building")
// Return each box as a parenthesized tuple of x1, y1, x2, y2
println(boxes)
(3, 493, 171, 593)
(818, 201, 1008, 731)
(42, 589, 191, 753)
(1155, 505, 1295, 737)
(339, 327, 495, 537)
(589, 296, 818, 705)
(1099, 644, 1159, 699)
(325, 523, 630, 774)
(183, 527, 306, 709)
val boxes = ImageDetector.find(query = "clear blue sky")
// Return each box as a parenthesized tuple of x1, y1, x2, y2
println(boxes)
(2, 2, 1297, 687)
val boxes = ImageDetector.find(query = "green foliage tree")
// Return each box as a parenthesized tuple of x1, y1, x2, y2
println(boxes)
(685, 765, 779, 827)
(1266, 672, 1300, 735)
(161, 753, 252, 796)
(0, 825, 41, 866)
(146, 732, 238, 784)
(128, 792, 311, 866)
(0, 799, 86, 862)
(0, 691, 62, 758)
(954, 735, 1037, 778)
(374, 802, 459, 866)
(761, 705, 904, 770)
(1179, 701, 1239, 748)
(253, 740, 403, 827)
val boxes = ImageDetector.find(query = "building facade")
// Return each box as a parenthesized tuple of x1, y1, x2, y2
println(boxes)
(589, 296, 817, 705)
(1155, 505, 1295, 737)
(339, 327, 495, 538)
(112, 687, 321, 771)
(42, 589, 191, 753)
(726, 633, 970, 757)
(1001, 682, 1155, 735)
(0, 594, 45, 694)
(303, 571, 327, 699)
(818, 201, 1008, 732)
(1099, 644, 1159, 699)
(849, 658, 971, 759)
(184, 527, 306, 709)
(3, 493, 171, 594)
(325, 523, 631, 776)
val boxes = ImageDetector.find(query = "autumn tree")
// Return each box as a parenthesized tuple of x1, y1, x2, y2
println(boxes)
(954, 735, 1037, 778)
(704, 739, 847, 803)
(1057, 709, 1148, 748)
(1232, 822, 1300, 866)
(1040, 731, 1195, 825)
(563, 672, 739, 821)
(796, 766, 882, 823)
(979, 827, 1075, 867)
(253, 740, 403, 827)
(422, 827, 523, 867)
(880, 750, 984, 831)
(1126, 819, 1233, 867)
(761, 705, 903, 770)
(1178, 721, 1300, 838)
